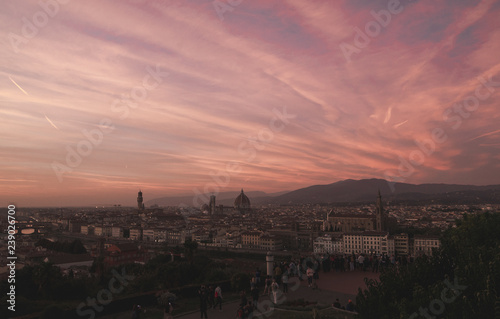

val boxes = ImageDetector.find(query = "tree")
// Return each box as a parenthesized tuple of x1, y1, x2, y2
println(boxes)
(356, 212, 500, 318)
(32, 262, 62, 296)
(183, 239, 198, 263)
(39, 304, 64, 319)
(231, 272, 251, 292)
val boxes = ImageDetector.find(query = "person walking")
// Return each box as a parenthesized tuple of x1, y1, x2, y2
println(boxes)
(198, 285, 209, 319)
(213, 284, 223, 311)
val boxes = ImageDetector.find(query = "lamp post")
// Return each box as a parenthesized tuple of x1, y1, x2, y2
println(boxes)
(266, 251, 274, 277)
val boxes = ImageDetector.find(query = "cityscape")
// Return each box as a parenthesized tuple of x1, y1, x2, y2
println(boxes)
(5, 188, 475, 261)
(2, 0, 500, 318)
(2, 182, 500, 318)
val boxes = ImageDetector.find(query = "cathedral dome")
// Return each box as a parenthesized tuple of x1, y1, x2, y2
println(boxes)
(234, 189, 250, 209)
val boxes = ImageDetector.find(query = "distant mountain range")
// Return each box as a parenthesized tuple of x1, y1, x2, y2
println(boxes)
(146, 179, 500, 207)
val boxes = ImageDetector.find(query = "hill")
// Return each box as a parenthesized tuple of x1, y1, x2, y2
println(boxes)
(147, 179, 500, 207)
(263, 178, 500, 205)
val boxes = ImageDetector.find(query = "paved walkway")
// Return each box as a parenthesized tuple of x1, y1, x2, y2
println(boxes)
(174, 270, 379, 319)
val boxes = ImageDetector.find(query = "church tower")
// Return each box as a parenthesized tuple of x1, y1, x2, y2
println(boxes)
(376, 190, 385, 231)
(209, 195, 216, 216)
(137, 190, 144, 210)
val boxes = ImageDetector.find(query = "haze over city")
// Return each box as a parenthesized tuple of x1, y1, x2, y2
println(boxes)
(2, 0, 500, 207)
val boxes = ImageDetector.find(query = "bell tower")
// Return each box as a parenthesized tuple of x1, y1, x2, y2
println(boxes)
(137, 190, 144, 210)
(209, 195, 216, 216)
(376, 190, 385, 231)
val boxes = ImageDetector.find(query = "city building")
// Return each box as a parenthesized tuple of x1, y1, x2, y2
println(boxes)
(393, 233, 410, 256)
(111, 226, 123, 238)
(324, 192, 387, 232)
(414, 235, 441, 256)
(241, 231, 261, 249)
(313, 235, 344, 254)
(130, 227, 143, 241)
(259, 235, 282, 251)
(104, 243, 146, 267)
(342, 231, 389, 255)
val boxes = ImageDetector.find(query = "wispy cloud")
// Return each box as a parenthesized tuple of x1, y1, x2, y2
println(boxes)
(468, 129, 500, 141)
(1, 0, 499, 206)
(44, 114, 60, 130)
(8, 75, 30, 96)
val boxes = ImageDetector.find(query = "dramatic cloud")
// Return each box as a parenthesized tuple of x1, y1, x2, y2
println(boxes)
(1, 0, 499, 206)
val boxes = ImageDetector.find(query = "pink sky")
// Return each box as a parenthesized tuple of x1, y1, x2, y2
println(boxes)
(1, 0, 500, 207)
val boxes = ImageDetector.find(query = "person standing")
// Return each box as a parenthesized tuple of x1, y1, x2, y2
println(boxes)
(255, 268, 261, 286)
(250, 277, 256, 290)
(198, 285, 209, 319)
(239, 290, 247, 308)
(290, 261, 296, 277)
(263, 276, 272, 295)
(274, 264, 282, 283)
(251, 285, 260, 305)
(131, 304, 142, 319)
(271, 279, 280, 304)
(306, 266, 314, 287)
(281, 271, 289, 294)
(332, 298, 341, 308)
(207, 285, 214, 309)
(214, 284, 223, 311)
(372, 256, 379, 273)
(163, 302, 173, 319)
(357, 254, 364, 271)
(346, 299, 355, 312)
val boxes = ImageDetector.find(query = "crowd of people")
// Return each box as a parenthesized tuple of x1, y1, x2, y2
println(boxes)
(318, 253, 415, 273)
(137, 253, 413, 318)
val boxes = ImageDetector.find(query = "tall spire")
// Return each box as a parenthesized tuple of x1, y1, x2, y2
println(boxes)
(376, 191, 385, 231)
(137, 190, 144, 210)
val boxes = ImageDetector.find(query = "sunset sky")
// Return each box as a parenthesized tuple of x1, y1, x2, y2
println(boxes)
(2, 0, 500, 207)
